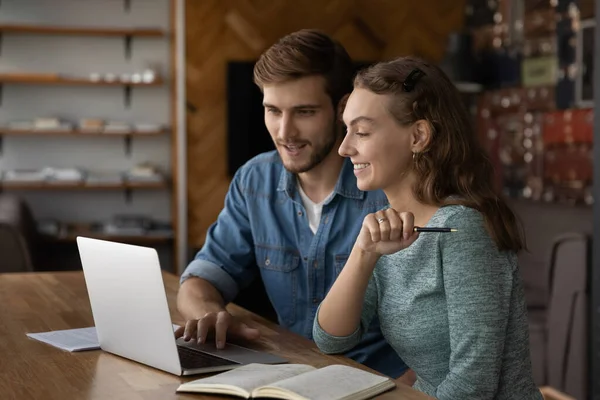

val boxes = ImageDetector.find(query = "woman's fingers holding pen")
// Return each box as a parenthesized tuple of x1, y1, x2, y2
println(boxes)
(358, 209, 419, 255)
(386, 209, 404, 241)
(397, 211, 416, 241)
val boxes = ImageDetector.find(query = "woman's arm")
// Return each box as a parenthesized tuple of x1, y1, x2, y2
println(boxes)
(313, 208, 418, 353)
(313, 244, 380, 353)
(435, 208, 516, 399)
(317, 245, 379, 336)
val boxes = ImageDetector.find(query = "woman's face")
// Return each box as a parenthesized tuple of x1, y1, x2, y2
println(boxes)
(339, 88, 415, 192)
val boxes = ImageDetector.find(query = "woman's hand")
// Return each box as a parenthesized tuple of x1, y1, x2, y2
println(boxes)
(356, 208, 419, 255)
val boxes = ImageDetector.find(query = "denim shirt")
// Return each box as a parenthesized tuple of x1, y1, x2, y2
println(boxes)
(180, 151, 407, 378)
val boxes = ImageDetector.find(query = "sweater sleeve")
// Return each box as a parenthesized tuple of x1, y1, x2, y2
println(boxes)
(313, 273, 379, 354)
(435, 208, 515, 399)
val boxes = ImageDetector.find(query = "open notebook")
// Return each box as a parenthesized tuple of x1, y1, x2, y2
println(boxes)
(176, 363, 395, 400)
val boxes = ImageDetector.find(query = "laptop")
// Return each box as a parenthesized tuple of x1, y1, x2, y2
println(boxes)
(76, 236, 287, 376)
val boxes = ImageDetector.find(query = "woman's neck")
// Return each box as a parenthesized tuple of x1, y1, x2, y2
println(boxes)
(384, 174, 440, 228)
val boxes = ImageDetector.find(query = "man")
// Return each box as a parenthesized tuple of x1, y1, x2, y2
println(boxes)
(176, 29, 408, 379)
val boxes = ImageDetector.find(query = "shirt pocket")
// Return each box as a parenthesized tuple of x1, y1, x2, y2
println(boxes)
(255, 244, 301, 325)
(334, 253, 350, 276)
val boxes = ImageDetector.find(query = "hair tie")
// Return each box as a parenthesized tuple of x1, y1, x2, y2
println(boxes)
(402, 68, 426, 92)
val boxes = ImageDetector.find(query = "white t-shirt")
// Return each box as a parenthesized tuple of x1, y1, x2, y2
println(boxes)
(297, 182, 333, 234)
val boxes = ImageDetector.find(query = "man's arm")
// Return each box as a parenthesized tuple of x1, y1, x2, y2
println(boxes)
(177, 277, 227, 321)
(176, 167, 260, 347)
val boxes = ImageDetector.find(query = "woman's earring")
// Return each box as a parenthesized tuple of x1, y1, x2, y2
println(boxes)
(412, 152, 416, 162)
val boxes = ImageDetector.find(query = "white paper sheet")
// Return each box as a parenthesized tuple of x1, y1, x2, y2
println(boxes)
(26, 327, 100, 352)
(26, 324, 181, 352)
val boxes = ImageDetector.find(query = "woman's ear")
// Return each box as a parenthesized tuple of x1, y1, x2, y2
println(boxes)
(411, 120, 432, 153)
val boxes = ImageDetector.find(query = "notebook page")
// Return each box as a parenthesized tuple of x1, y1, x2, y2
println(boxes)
(183, 363, 316, 394)
(259, 364, 395, 400)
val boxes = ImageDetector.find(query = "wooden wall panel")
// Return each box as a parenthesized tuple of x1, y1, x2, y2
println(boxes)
(185, 0, 466, 249)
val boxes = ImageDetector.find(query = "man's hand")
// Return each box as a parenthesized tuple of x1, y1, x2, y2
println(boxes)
(174, 310, 261, 349)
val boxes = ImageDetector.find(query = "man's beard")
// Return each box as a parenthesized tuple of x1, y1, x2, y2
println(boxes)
(280, 130, 338, 174)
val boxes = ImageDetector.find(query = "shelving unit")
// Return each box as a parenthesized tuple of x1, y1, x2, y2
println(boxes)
(0, 24, 165, 37)
(0, 128, 167, 136)
(42, 223, 173, 244)
(48, 233, 172, 244)
(0, 74, 163, 108)
(0, 181, 167, 190)
(0, 74, 164, 85)
(0, 24, 166, 59)
(0, 128, 169, 156)
(0, 1, 183, 272)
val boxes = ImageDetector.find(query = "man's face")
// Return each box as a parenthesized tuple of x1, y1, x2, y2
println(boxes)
(262, 76, 338, 174)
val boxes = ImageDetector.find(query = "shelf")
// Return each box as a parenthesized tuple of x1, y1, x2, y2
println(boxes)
(1, 181, 167, 190)
(40, 221, 173, 245)
(0, 128, 168, 137)
(0, 74, 163, 86)
(44, 232, 173, 245)
(0, 25, 165, 37)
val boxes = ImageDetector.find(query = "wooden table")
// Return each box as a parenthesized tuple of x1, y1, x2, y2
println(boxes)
(0, 271, 431, 399)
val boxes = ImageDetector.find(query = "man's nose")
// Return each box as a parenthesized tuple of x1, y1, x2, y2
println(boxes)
(278, 114, 297, 141)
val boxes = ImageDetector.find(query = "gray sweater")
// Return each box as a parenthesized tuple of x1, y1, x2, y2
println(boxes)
(313, 205, 543, 399)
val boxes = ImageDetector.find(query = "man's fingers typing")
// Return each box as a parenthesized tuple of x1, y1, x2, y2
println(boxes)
(183, 319, 199, 341)
(197, 312, 218, 344)
(215, 311, 232, 348)
(178, 312, 260, 347)
(174, 325, 186, 340)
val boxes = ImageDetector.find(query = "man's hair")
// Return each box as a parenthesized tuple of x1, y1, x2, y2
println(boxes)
(253, 29, 354, 108)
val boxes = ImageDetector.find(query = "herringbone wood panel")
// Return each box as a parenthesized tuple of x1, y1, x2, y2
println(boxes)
(186, 0, 465, 247)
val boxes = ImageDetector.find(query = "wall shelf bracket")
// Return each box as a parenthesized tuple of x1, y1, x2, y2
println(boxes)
(124, 35, 133, 60)
(124, 85, 132, 108)
(124, 188, 133, 203)
(124, 135, 132, 157)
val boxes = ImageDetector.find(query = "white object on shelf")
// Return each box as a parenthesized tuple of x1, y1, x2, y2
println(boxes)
(86, 172, 124, 184)
(134, 123, 163, 132)
(6, 120, 35, 130)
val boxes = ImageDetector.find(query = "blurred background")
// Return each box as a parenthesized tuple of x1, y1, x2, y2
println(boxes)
(0, 1, 597, 399)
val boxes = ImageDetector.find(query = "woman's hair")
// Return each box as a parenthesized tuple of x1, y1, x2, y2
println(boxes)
(253, 29, 354, 109)
(354, 56, 524, 252)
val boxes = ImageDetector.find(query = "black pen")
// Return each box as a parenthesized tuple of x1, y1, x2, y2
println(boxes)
(413, 227, 458, 233)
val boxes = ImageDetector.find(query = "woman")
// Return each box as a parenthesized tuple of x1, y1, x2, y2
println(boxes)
(313, 56, 542, 399)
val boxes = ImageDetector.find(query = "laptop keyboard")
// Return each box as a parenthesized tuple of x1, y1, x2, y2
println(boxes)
(177, 344, 240, 369)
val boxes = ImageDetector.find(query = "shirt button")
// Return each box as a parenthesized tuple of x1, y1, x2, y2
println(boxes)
(313, 261, 318, 268)
(264, 258, 271, 266)
(303, 256, 308, 262)
(297, 210, 303, 216)
(313, 298, 320, 304)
